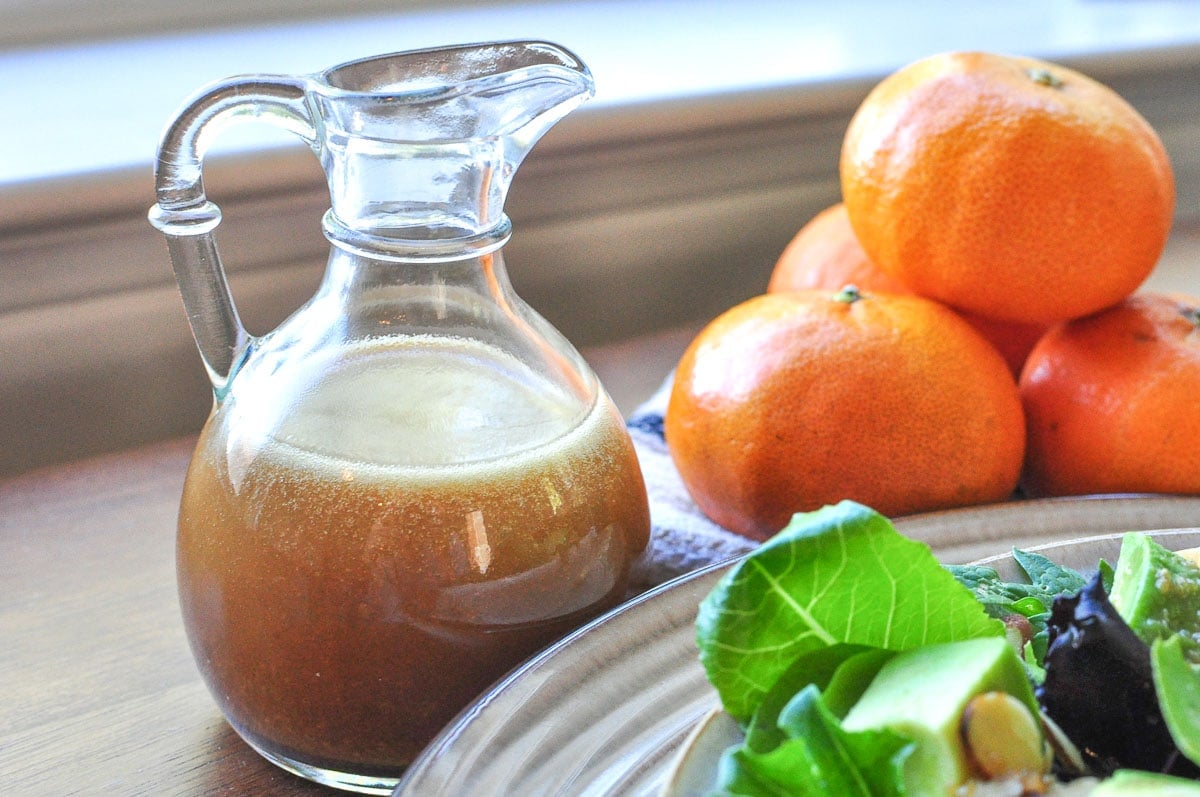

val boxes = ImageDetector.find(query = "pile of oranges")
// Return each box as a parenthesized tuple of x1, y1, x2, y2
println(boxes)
(664, 51, 1200, 541)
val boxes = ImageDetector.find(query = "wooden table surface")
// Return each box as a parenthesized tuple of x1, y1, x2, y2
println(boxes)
(0, 437, 334, 797)
(7, 434, 1200, 797)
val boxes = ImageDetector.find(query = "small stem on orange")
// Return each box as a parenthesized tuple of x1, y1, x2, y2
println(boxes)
(834, 284, 864, 304)
(1028, 68, 1064, 89)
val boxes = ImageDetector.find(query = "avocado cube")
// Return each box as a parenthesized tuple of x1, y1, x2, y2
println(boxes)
(841, 636, 1039, 797)
(1110, 532, 1200, 661)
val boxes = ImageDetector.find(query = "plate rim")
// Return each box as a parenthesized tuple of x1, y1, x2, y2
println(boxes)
(394, 494, 1200, 796)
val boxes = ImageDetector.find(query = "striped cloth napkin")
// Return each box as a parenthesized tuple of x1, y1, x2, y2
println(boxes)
(623, 377, 757, 595)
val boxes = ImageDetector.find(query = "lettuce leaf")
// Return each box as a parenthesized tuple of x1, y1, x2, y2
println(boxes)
(1013, 548, 1090, 596)
(947, 548, 1087, 616)
(742, 643, 873, 754)
(712, 685, 913, 796)
(742, 643, 892, 755)
(696, 500, 1003, 722)
(947, 548, 1089, 669)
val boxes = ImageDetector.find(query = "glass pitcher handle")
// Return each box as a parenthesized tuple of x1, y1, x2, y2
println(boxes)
(148, 76, 315, 398)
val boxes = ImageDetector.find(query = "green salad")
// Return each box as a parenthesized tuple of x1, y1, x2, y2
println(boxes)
(695, 500, 1200, 796)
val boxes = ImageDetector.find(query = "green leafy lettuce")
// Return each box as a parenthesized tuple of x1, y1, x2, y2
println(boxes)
(696, 500, 1004, 723)
(713, 685, 912, 796)
(695, 501, 1006, 795)
(696, 505, 1200, 795)
(947, 547, 1092, 669)
(947, 548, 1088, 616)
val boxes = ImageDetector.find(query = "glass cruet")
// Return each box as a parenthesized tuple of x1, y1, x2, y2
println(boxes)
(148, 41, 651, 794)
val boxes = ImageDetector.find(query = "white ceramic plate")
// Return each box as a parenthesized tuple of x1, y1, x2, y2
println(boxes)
(392, 495, 1200, 797)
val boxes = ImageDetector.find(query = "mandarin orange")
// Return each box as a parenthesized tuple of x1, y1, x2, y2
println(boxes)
(767, 202, 911, 296)
(767, 201, 1049, 376)
(1020, 292, 1200, 497)
(665, 287, 1026, 539)
(840, 51, 1174, 325)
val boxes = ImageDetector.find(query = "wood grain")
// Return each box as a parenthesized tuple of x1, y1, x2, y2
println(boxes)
(7, 436, 1199, 796)
(0, 438, 334, 796)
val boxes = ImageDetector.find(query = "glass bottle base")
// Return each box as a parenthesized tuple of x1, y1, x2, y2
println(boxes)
(244, 735, 404, 795)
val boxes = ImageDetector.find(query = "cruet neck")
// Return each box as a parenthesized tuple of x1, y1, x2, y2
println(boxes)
(310, 41, 594, 258)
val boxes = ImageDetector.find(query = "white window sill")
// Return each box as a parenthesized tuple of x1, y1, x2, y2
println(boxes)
(3, 0, 1200, 475)
(5, 0, 1200, 189)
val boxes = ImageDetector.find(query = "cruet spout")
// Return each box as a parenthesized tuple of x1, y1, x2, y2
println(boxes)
(313, 41, 596, 248)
